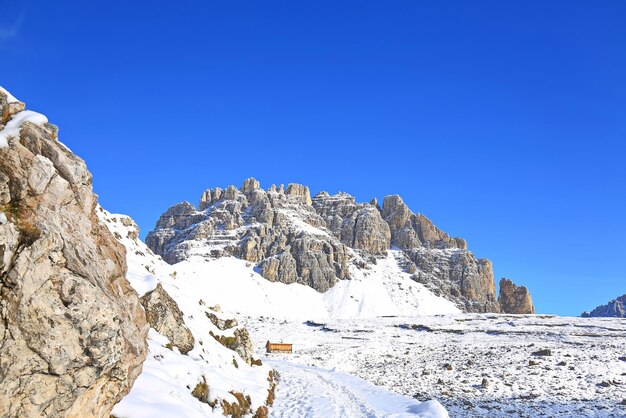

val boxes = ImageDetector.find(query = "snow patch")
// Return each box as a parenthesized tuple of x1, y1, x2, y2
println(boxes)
(0, 110, 48, 148)
(0, 86, 19, 103)
(167, 251, 459, 321)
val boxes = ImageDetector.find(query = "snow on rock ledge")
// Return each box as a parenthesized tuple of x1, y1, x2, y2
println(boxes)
(0, 87, 48, 148)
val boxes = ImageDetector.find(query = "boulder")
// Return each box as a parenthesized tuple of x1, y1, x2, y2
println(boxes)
(140, 283, 195, 354)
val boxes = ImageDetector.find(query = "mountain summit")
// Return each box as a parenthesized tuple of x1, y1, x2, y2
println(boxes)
(147, 177, 533, 314)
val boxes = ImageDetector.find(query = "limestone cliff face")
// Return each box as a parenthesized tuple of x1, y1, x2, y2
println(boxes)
(147, 179, 350, 292)
(147, 177, 533, 313)
(0, 88, 148, 417)
(582, 294, 626, 318)
(498, 278, 535, 314)
(312, 192, 391, 254)
(381, 194, 497, 312)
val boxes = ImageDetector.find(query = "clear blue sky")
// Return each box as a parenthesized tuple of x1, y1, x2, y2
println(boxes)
(2, 1, 625, 316)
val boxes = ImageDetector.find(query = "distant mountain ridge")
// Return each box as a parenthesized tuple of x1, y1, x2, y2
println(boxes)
(582, 294, 626, 318)
(147, 177, 534, 314)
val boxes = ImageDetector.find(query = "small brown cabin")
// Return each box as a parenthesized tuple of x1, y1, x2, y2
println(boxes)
(266, 341, 293, 354)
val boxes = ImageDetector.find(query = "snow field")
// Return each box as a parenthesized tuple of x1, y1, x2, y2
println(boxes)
(243, 314, 626, 417)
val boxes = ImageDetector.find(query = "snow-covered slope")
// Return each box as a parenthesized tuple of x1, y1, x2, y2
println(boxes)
(165, 251, 458, 322)
(101, 209, 450, 417)
(99, 209, 274, 418)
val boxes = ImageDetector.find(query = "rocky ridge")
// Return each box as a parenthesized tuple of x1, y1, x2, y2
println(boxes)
(582, 294, 626, 318)
(147, 177, 533, 313)
(0, 87, 148, 417)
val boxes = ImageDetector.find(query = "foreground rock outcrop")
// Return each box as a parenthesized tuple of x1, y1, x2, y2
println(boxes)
(140, 283, 195, 354)
(147, 177, 533, 313)
(582, 294, 626, 318)
(498, 278, 535, 314)
(0, 87, 148, 417)
(100, 211, 275, 416)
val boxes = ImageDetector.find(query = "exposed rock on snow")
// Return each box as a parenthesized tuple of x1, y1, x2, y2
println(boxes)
(211, 327, 255, 366)
(0, 86, 148, 417)
(582, 293, 626, 318)
(147, 177, 530, 313)
(140, 283, 195, 354)
(498, 278, 535, 314)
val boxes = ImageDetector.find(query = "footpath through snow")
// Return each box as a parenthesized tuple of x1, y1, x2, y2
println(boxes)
(266, 359, 448, 418)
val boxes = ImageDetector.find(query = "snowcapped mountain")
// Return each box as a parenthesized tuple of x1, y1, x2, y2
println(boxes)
(582, 294, 626, 318)
(146, 177, 533, 315)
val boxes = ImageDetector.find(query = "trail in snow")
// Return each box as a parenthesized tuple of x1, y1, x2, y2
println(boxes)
(266, 359, 448, 418)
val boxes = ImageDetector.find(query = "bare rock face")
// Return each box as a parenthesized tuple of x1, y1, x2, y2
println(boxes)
(147, 178, 350, 292)
(408, 249, 499, 312)
(382, 195, 463, 250)
(498, 278, 535, 314)
(581, 294, 626, 318)
(0, 88, 148, 417)
(382, 195, 499, 313)
(312, 192, 391, 254)
(284, 183, 312, 205)
(140, 283, 195, 354)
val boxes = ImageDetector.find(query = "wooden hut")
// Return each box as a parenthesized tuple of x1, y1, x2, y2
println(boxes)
(266, 341, 293, 354)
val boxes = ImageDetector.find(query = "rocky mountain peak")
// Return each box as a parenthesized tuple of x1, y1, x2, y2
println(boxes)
(147, 177, 534, 313)
(285, 182, 313, 205)
(241, 176, 261, 194)
(582, 294, 626, 318)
